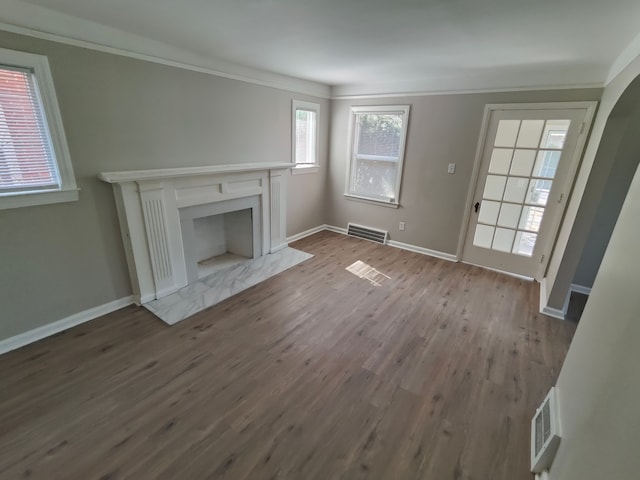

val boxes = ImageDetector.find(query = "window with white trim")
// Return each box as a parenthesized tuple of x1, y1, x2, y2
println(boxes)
(0, 47, 77, 210)
(292, 100, 319, 172)
(346, 105, 410, 205)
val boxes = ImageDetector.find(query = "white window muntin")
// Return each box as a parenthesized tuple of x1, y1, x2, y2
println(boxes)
(0, 47, 77, 209)
(346, 104, 410, 205)
(292, 100, 319, 172)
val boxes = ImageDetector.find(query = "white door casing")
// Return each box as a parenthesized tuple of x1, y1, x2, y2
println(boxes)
(459, 102, 597, 279)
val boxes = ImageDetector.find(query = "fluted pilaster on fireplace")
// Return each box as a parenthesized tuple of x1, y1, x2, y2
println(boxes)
(100, 163, 291, 304)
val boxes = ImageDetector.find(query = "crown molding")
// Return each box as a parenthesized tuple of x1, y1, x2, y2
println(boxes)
(606, 31, 640, 85)
(330, 63, 607, 99)
(0, 1, 330, 98)
(0, 0, 626, 101)
(331, 82, 604, 100)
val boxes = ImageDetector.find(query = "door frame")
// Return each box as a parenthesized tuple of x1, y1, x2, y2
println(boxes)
(455, 102, 598, 279)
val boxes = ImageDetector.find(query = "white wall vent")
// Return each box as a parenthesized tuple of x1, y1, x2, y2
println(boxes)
(347, 223, 388, 244)
(531, 386, 561, 474)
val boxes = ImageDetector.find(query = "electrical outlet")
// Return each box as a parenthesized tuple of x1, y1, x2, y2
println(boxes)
(448, 163, 456, 174)
(399, 221, 405, 231)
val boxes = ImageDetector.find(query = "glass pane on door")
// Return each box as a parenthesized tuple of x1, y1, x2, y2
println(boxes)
(472, 119, 570, 257)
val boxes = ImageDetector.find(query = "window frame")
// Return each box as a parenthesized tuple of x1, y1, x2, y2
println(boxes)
(291, 100, 320, 174)
(345, 105, 410, 207)
(0, 47, 78, 210)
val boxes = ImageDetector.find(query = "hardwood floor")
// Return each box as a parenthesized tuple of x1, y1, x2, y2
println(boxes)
(0, 231, 576, 480)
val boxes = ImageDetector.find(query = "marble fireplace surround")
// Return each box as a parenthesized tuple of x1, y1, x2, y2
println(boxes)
(99, 163, 290, 305)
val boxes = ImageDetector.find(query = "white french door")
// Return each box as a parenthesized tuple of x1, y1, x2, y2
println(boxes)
(462, 104, 594, 279)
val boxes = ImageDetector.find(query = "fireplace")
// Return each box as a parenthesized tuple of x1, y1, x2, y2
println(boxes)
(180, 196, 260, 283)
(99, 163, 290, 304)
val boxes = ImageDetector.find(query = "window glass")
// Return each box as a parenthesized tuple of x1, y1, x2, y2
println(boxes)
(0, 66, 58, 192)
(292, 101, 319, 171)
(347, 106, 410, 203)
(0, 48, 77, 209)
(356, 114, 402, 158)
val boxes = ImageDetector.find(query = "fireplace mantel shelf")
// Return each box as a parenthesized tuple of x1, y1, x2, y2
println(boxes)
(98, 162, 292, 184)
(100, 161, 289, 305)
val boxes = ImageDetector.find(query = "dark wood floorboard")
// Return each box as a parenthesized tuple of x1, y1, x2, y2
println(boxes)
(0, 231, 576, 479)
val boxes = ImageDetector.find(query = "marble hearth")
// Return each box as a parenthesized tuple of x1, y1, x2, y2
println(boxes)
(99, 163, 292, 308)
(145, 247, 312, 325)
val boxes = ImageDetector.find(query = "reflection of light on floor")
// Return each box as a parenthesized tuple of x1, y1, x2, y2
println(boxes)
(346, 260, 391, 286)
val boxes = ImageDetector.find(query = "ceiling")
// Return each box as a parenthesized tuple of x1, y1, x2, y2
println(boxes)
(8, 0, 640, 95)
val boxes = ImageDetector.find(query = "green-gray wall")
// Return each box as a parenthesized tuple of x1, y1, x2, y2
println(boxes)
(0, 30, 328, 341)
(327, 89, 602, 255)
(543, 55, 640, 310)
(572, 102, 640, 288)
(548, 138, 640, 480)
(0, 29, 612, 346)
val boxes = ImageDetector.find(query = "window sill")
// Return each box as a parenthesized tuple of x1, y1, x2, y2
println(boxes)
(344, 193, 400, 209)
(291, 165, 320, 175)
(0, 188, 80, 210)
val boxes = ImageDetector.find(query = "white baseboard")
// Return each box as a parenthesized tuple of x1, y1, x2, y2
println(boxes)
(286, 224, 327, 243)
(138, 293, 156, 305)
(461, 261, 534, 281)
(541, 305, 566, 320)
(270, 242, 289, 253)
(386, 239, 457, 262)
(325, 224, 348, 235)
(554, 283, 591, 320)
(539, 278, 566, 320)
(570, 283, 592, 295)
(287, 224, 457, 263)
(324, 224, 458, 262)
(0, 296, 135, 355)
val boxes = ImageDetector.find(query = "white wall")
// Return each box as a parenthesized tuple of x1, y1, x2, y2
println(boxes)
(547, 140, 640, 480)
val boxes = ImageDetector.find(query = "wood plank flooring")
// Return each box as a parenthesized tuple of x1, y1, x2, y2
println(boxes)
(0, 231, 576, 480)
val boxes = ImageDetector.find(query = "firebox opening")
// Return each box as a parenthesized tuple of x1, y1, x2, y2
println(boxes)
(193, 208, 253, 279)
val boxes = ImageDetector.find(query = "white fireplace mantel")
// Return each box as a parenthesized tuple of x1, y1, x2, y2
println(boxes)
(98, 162, 292, 183)
(100, 163, 291, 305)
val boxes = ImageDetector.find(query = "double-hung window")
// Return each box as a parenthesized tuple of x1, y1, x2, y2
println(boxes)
(292, 100, 319, 173)
(0, 47, 77, 210)
(346, 105, 410, 206)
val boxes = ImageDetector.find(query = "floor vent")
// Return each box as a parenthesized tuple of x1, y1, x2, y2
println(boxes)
(531, 387, 561, 474)
(347, 223, 388, 244)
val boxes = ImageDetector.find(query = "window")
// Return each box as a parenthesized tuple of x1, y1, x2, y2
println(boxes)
(0, 47, 77, 209)
(292, 100, 319, 173)
(346, 105, 410, 206)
